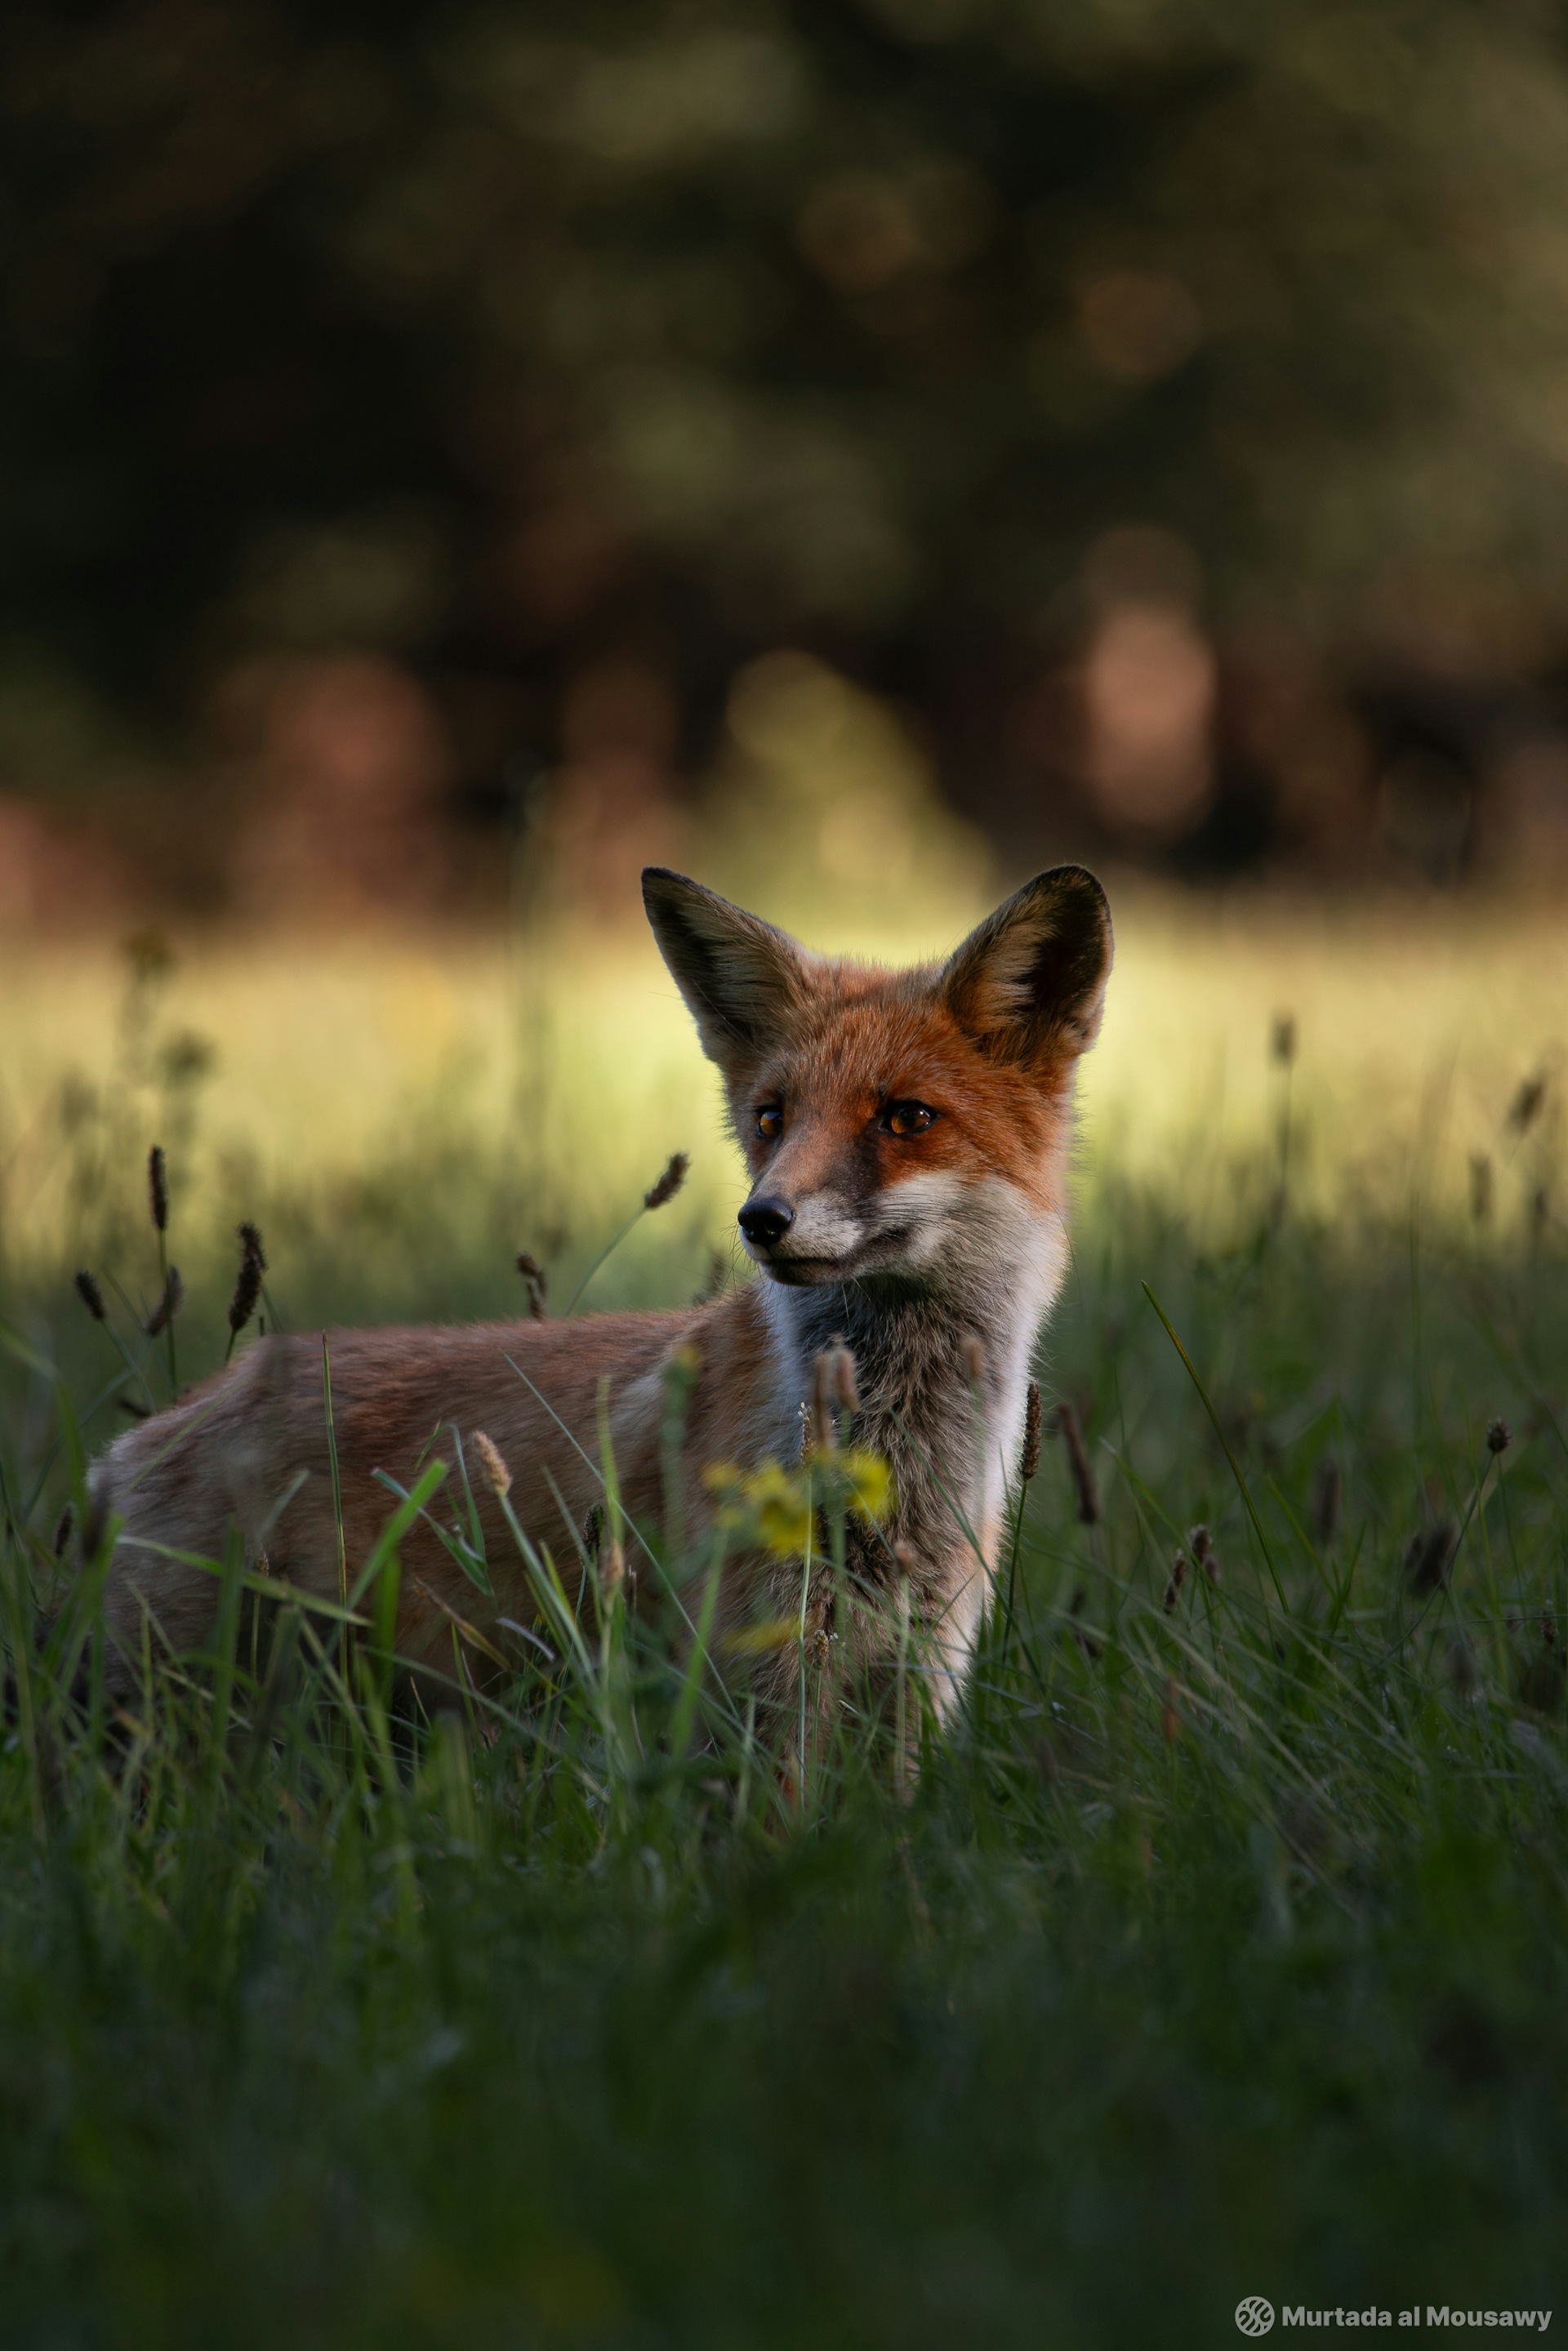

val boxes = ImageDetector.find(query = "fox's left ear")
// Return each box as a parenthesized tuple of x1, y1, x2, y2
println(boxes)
(942, 866, 1113, 1069)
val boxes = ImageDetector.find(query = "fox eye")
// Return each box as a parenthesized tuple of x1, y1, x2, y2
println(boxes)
(757, 1105, 783, 1142)
(884, 1101, 937, 1138)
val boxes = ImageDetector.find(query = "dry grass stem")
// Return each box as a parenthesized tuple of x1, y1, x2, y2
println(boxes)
(144, 1267, 184, 1338)
(1020, 1380, 1041, 1482)
(515, 1252, 549, 1317)
(831, 1342, 860, 1417)
(809, 1348, 839, 1454)
(1056, 1401, 1098, 1525)
(644, 1153, 689, 1210)
(473, 1431, 512, 1498)
(227, 1222, 266, 1338)
(147, 1145, 169, 1234)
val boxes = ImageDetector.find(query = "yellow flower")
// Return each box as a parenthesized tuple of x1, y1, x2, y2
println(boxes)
(839, 1448, 892, 1522)
(703, 1448, 893, 1558)
(706, 1458, 814, 1556)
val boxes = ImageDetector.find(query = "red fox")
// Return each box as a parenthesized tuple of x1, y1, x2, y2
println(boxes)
(85, 864, 1112, 1725)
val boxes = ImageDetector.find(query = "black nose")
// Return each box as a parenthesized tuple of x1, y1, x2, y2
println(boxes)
(737, 1196, 795, 1249)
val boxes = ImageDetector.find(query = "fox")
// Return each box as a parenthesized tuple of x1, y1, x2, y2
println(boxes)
(82, 862, 1112, 1730)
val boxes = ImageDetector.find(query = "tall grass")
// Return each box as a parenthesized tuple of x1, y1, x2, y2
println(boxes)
(2, 899, 1566, 2344)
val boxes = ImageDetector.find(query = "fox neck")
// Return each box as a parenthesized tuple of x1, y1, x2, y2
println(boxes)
(759, 1202, 1069, 1585)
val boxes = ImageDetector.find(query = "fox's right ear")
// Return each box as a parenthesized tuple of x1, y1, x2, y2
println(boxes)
(642, 869, 812, 1072)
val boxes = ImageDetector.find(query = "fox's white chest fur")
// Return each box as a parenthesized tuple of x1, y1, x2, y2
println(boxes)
(760, 1182, 1071, 1707)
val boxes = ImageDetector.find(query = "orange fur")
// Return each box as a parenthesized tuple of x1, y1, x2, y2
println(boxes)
(87, 865, 1113, 1730)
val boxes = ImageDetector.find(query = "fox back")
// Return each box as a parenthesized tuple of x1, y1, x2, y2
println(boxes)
(87, 865, 1112, 1730)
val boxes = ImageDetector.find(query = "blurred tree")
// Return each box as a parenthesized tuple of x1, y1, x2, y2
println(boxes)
(7, 0, 1568, 882)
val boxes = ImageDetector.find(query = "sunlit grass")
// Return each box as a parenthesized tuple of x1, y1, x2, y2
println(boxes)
(1, 888, 1562, 1311)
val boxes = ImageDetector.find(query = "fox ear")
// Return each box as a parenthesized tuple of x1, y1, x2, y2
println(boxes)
(643, 868, 811, 1071)
(942, 866, 1112, 1067)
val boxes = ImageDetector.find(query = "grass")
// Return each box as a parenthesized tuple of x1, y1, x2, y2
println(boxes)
(2, 895, 1567, 2347)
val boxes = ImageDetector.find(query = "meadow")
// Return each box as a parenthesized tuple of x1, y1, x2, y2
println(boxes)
(2, 885, 1566, 2349)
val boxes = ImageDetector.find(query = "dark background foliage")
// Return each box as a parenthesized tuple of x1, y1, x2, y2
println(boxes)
(9, 0, 1568, 897)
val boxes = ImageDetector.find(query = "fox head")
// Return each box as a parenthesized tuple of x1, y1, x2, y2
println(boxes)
(643, 866, 1113, 1295)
